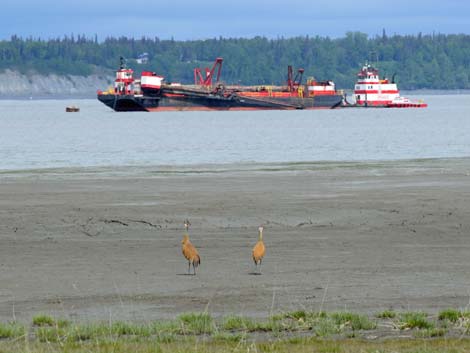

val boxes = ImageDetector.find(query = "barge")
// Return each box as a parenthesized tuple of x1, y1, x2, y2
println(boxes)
(97, 57, 345, 112)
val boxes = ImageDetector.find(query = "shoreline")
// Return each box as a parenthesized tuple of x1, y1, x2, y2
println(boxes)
(1, 157, 469, 323)
(1, 156, 470, 176)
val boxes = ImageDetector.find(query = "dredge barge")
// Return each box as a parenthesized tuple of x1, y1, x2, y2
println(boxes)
(97, 58, 344, 112)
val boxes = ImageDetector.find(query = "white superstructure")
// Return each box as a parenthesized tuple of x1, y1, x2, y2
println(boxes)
(354, 63, 399, 106)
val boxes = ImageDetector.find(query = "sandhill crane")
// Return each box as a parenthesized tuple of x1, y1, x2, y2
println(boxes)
(252, 226, 265, 274)
(181, 220, 201, 275)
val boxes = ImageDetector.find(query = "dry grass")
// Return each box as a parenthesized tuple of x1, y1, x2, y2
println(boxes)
(2, 337, 470, 353)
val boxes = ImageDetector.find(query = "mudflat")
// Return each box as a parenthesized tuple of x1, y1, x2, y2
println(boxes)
(0, 158, 469, 323)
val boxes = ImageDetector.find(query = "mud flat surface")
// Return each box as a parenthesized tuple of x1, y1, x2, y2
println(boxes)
(0, 158, 469, 323)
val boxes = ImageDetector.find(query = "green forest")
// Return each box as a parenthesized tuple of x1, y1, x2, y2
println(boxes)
(1, 32, 469, 89)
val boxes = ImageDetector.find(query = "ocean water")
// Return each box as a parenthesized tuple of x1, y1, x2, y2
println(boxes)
(0, 94, 469, 171)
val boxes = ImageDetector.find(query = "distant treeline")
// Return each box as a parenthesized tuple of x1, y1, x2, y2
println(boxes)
(1, 32, 469, 89)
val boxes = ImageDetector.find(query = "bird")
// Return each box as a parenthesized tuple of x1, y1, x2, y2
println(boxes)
(252, 226, 266, 274)
(181, 220, 201, 275)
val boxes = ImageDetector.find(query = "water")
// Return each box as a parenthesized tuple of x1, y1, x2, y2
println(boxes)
(0, 94, 469, 171)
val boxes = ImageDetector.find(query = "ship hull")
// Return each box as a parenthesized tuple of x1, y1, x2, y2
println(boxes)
(355, 102, 428, 108)
(97, 93, 343, 112)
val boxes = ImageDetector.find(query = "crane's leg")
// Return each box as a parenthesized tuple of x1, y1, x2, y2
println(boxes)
(192, 262, 196, 275)
(188, 261, 191, 275)
(258, 259, 262, 274)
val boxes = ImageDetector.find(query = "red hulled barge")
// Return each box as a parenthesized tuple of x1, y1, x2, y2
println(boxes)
(97, 57, 345, 112)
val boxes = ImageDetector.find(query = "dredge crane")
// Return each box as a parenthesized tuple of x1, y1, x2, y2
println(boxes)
(287, 65, 304, 92)
(193, 57, 223, 86)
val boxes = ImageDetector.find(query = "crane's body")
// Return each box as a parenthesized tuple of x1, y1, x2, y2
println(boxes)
(252, 226, 266, 274)
(181, 220, 200, 275)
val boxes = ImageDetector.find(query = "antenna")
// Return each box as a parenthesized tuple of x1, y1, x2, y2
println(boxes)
(368, 51, 379, 68)
(119, 56, 126, 70)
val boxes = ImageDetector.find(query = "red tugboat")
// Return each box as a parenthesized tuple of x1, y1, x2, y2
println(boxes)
(353, 63, 427, 108)
(97, 57, 345, 111)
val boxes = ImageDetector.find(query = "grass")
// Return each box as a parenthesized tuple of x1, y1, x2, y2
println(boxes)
(178, 312, 214, 334)
(2, 337, 470, 353)
(399, 312, 434, 330)
(0, 322, 26, 339)
(271, 310, 378, 335)
(330, 312, 377, 330)
(32, 314, 56, 327)
(414, 327, 447, 338)
(212, 332, 244, 342)
(376, 309, 396, 319)
(438, 308, 461, 322)
(0, 309, 469, 352)
(150, 320, 180, 336)
(110, 321, 152, 337)
(35, 321, 180, 343)
(276, 310, 326, 322)
(222, 315, 256, 331)
(280, 310, 310, 320)
(36, 326, 66, 343)
(314, 317, 340, 337)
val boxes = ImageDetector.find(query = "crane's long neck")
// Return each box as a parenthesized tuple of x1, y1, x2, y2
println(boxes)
(258, 230, 263, 241)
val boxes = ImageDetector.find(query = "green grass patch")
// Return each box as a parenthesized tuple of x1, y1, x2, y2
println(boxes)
(178, 312, 214, 334)
(438, 308, 461, 322)
(279, 310, 325, 321)
(222, 315, 256, 331)
(330, 312, 377, 330)
(414, 327, 447, 338)
(271, 310, 313, 320)
(212, 332, 244, 342)
(155, 332, 178, 343)
(110, 321, 152, 337)
(314, 317, 339, 337)
(280, 310, 309, 320)
(36, 322, 151, 343)
(36, 326, 65, 343)
(67, 324, 102, 342)
(150, 320, 180, 335)
(399, 312, 434, 330)
(0, 322, 26, 339)
(376, 310, 396, 319)
(32, 314, 56, 326)
(255, 319, 285, 332)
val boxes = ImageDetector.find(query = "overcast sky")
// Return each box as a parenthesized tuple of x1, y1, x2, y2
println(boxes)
(1, 0, 469, 40)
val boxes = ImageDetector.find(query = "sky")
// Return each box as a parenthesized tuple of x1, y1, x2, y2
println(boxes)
(1, 0, 469, 41)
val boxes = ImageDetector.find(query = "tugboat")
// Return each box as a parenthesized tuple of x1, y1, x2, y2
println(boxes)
(97, 57, 345, 112)
(353, 63, 427, 108)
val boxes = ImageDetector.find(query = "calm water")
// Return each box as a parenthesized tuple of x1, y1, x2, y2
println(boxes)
(0, 94, 469, 170)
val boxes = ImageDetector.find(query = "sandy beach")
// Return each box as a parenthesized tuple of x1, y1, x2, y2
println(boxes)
(0, 158, 469, 323)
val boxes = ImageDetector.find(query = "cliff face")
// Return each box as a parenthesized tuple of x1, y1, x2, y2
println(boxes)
(0, 70, 113, 98)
